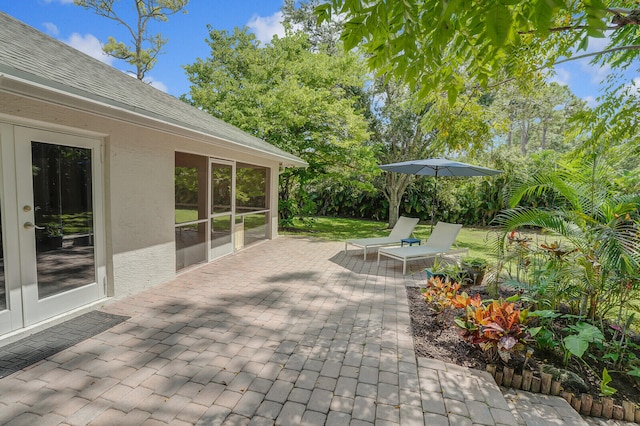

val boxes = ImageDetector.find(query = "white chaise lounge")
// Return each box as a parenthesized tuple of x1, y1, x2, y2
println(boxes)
(377, 221, 468, 274)
(344, 216, 420, 260)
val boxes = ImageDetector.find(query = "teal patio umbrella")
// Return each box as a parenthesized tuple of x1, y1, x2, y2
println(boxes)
(379, 158, 503, 230)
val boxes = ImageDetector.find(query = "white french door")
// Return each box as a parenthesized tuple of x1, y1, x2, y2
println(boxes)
(0, 125, 105, 335)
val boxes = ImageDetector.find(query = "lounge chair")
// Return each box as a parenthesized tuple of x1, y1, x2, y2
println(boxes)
(345, 216, 420, 260)
(377, 222, 468, 274)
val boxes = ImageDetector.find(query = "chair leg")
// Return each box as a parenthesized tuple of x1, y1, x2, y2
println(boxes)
(403, 260, 407, 275)
(363, 247, 367, 260)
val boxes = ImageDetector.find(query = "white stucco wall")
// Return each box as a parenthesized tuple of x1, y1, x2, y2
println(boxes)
(0, 93, 282, 298)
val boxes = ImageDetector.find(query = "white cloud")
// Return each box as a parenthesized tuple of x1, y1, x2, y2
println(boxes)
(549, 67, 571, 86)
(64, 33, 114, 65)
(247, 11, 285, 44)
(125, 72, 169, 93)
(584, 34, 610, 54)
(581, 60, 610, 85)
(144, 76, 169, 93)
(574, 33, 612, 85)
(43, 22, 59, 36)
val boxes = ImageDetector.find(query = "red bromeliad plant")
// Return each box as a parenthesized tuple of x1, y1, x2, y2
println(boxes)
(455, 298, 530, 363)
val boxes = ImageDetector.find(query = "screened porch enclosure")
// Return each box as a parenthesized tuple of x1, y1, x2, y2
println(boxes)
(174, 152, 270, 271)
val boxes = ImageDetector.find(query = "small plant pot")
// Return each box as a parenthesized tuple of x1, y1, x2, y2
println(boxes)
(37, 235, 63, 252)
(463, 266, 485, 286)
(73, 234, 94, 247)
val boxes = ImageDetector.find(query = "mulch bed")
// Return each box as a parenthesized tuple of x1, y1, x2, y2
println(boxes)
(406, 285, 640, 406)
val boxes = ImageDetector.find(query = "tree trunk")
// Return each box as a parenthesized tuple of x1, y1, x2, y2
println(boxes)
(388, 191, 401, 228)
(385, 173, 412, 229)
(541, 123, 547, 149)
(520, 121, 529, 154)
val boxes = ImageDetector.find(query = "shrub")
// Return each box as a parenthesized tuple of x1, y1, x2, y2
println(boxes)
(422, 277, 462, 324)
(455, 299, 530, 363)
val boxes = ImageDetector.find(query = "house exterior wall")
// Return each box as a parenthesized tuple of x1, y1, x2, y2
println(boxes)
(0, 93, 281, 298)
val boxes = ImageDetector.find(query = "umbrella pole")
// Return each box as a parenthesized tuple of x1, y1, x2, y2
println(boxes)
(430, 171, 438, 233)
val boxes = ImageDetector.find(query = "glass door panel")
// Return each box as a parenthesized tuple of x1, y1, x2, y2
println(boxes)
(210, 161, 234, 259)
(0, 125, 22, 335)
(211, 164, 232, 214)
(31, 142, 95, 299)
(211, 215, 232, 258)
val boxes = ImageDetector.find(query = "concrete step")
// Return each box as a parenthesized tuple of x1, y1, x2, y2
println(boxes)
(503, 387, 588, 425)
(417, 357, 518, 425)
(503, 387, 638, 426)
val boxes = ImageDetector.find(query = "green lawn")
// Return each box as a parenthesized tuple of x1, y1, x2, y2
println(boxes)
(175, 209, 199, 224)
(281, 217, 501, 260)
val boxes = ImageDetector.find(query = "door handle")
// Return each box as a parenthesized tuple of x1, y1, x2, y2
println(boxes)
(24, 222, 45, 230)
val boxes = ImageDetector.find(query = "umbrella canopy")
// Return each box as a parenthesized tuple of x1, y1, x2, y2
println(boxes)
(379, 158, 502, 177)
(379, 158, 502, 229)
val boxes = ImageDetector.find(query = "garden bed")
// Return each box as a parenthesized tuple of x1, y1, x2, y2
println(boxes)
(406, 285, 640, 411)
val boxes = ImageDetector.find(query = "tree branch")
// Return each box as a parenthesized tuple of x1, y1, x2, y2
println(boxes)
(518, 25, 619, 35)
(485, 45, 640, 90)
(518, 7, 639, 34)
(554, 45, 640, 66)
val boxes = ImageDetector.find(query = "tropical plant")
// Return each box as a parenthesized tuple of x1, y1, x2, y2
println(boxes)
(562, 321, 605, 367)
(493, 150, 640, 320)
(455, 298, 530, 363)
(600, 313, 640, 374)
(461, 257, 489, 286)
(527, 310, 562, 352)
(600, 368, 617, 397)
(462, 257, 489, 269)
(422, 277, 462, 325)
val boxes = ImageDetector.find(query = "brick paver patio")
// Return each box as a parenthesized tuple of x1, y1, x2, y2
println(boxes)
(0, 237, 602, 425)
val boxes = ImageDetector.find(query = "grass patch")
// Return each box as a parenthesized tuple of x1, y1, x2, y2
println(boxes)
(281, 217, 500, 260)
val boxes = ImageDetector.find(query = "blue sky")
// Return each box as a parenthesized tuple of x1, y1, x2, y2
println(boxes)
(1, 0, 288, 97)
(1, 0, 631, 107)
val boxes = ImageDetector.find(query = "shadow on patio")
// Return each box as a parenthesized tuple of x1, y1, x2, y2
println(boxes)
(0, 237, 422, 425)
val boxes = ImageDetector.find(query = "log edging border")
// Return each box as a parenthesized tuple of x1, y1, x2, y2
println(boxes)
(486, 364, 639, 423)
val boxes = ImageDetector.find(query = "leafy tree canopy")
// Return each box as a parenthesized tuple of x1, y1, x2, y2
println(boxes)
(316, 1, 639, 104)
(182, 26, 377, 223)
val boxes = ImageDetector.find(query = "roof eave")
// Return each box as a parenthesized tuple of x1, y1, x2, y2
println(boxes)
(0, 71, 308, 168)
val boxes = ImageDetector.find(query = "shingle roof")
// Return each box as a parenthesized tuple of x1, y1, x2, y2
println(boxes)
(0, 12, 305, 166)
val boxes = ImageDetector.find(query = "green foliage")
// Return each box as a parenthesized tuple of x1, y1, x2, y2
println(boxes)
(421, 277, 462, 324)
(600, 368, 617, 396)
(317, 1, 637, 105)
(183, 27, 376, 226)
(462, 257, 488, 269)
(493, 150, 640, 319)
(562, 321, 604, 365)
(455, 298, 530, 364)
(487, 81, 588, 155)
(74, 0, 189, 80)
